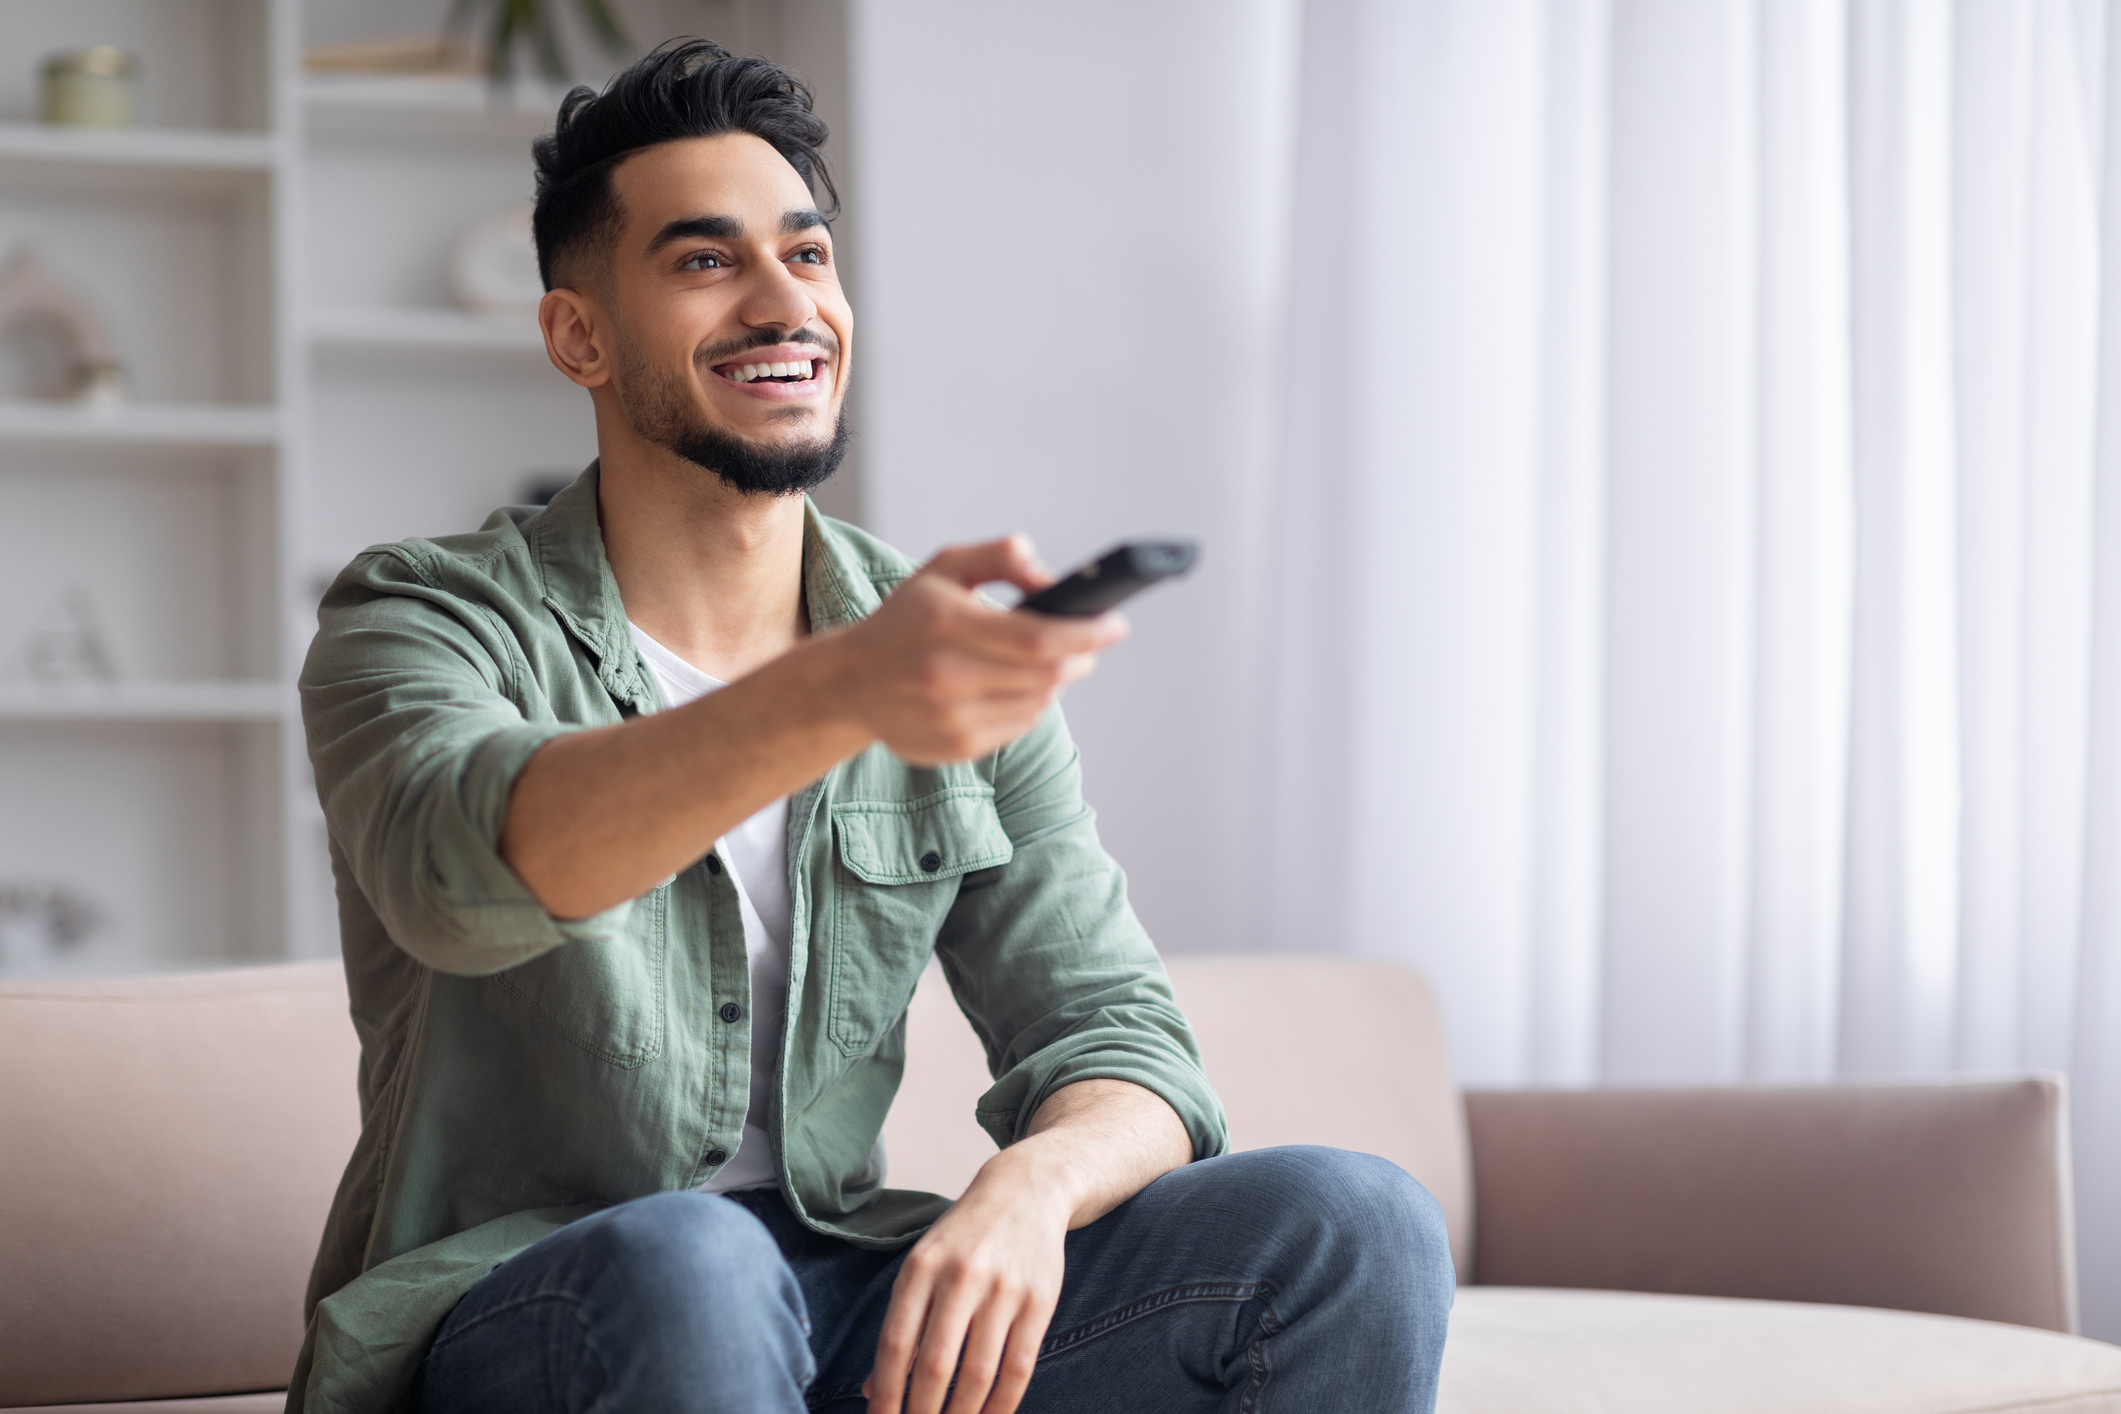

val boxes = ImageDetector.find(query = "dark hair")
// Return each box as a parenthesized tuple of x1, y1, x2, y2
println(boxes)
(531, 39, 838, 290)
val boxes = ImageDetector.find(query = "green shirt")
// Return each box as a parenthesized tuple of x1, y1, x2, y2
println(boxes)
(287, 467, 1226, 1414)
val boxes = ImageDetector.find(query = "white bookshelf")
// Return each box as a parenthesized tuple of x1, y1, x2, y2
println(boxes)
(0, 0, 853, 978)
(0, 0, 289, 979)
(0, 401, 280, 448)
(0, 681, 286, 722)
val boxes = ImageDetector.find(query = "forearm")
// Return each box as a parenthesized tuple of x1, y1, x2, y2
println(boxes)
(502, 631, 873, 918)
(981, 1078, 1192, 1230)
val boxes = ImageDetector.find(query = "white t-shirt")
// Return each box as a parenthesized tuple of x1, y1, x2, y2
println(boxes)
(627, 622, 790, 1194)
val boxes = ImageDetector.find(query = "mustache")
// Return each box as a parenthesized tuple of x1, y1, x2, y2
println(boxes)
(694, 326, 841, 366)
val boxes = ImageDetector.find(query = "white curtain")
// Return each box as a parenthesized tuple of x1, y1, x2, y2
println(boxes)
(855, 0, 2121, 1340)
(1266, 0, 2121, 1337)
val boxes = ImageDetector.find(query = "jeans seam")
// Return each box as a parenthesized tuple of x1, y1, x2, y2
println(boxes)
(1238, 1291, 1285, 1414)
(1036, 1279, 1277, 1360)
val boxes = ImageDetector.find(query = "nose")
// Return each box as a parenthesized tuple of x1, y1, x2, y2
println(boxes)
(738, 255, 818, 335)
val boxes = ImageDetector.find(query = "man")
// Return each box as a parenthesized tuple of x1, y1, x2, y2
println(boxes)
(293, 39, 1452, 1414)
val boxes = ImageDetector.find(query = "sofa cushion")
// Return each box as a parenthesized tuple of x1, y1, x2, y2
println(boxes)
(0, 964, 359, 1408)
(1440, 1287, 2121, 1413)
(881, 955, 1474, 1277)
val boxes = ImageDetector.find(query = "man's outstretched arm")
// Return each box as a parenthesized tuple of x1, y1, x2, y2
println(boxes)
(501, 537, 1123, 920)
(865, 1078, 1192, 1414)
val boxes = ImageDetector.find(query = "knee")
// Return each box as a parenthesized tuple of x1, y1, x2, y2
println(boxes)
(572, 1192, 786, 1305)
(1243, 1147, 1456, 1296)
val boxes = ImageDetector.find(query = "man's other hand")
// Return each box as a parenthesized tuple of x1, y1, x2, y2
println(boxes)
(862, 1078, 1191, 1414)
(862, 1151, 1068, 1414)
(831, 535, 1127, 766)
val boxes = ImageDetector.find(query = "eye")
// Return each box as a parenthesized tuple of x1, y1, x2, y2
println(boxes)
(790, 245, 826, 266)
(680, 251, 726, 271)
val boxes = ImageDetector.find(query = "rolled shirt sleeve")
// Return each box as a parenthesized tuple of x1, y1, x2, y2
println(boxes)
(300, 549, 632, 977)
(934, 704, 1229, 1162)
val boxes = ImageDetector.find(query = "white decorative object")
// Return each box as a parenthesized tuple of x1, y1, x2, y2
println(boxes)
(0, 247, 124, 402)
(448, 204, 544, 316)
(23, 586, 120, 684)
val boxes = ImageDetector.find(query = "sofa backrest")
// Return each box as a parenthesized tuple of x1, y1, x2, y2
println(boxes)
(0, 953, 1471, 1407)
(883, 955, 1474, 1278)
(0, 962, 359, 1408)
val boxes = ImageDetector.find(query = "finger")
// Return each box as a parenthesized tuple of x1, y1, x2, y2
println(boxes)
(979, 1299, 1057, 1414)
(949, 608, 1128, 668)
(868, 1264, 937, 1414)
(944, 1297, 1018, 1414)
(1054, 650, 1102, 688)
(906, 1280, 986, 1414)
(921, 534, 1050, 593)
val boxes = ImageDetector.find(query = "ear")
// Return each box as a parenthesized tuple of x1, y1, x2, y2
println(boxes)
(540, 286, 611, 389)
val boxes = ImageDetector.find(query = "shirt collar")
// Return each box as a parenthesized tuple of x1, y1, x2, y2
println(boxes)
(528, 460, 884, 707)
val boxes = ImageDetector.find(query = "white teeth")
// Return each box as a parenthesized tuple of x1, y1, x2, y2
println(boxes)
(728, 359, 816, 382)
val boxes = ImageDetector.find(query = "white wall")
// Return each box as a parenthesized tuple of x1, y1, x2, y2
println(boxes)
(851, 1, 1298, 956)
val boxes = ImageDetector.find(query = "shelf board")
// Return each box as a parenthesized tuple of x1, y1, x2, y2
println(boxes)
(0, 123, 276, 195)
(303, 75, 565, 140)
(0, 681, 285, 723)
(0, 401, 279, 449)
(309, 305, 546, 354)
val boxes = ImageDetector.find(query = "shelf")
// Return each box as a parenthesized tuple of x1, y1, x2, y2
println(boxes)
(0, 123, 276, 196)
(303, 75, 566, 141)
(0, 681, 285, 723)
(0, 401, 279, 450)
(309, 306, 546, 354)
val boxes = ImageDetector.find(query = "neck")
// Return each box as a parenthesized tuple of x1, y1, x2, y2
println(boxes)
(593, 398, 810, 683)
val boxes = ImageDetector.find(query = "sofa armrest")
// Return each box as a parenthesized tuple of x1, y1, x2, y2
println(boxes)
(1463, 1077, 2077, 1332)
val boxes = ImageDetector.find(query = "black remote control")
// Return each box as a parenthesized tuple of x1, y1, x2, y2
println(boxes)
(1016, 539, 1199, 616)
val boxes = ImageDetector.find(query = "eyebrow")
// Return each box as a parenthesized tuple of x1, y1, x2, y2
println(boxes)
(647, 209, 828, 252)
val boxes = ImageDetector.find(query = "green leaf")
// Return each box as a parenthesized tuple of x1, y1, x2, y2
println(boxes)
(576, 0, 632, 56)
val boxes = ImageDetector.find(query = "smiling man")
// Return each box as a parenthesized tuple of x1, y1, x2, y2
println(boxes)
(291, 39, 1453, 1414)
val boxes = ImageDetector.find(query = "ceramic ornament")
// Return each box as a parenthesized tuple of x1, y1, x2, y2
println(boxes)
(0, 247, 124, 402)
(22, 586, 120, 684)
(0, 883, 104, 970)
(448, 204, 545, 318)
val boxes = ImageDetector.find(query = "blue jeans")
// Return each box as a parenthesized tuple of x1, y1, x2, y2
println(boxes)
(414, 1146, 1454, 1413)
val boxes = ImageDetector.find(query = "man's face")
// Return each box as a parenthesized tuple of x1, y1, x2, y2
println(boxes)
(600, 132, 852, 494)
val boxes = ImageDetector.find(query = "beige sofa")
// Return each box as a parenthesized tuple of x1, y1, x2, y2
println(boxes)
(3, 957, 2119, 1413)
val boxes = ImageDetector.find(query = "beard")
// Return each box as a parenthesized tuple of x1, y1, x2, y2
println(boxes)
(619, 336, 849, 497)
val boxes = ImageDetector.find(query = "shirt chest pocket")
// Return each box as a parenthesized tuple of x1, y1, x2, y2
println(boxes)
(828, 789, 1014, 1057)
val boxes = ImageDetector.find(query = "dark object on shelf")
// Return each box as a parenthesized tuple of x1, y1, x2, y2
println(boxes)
(0, 882, 104, 968)
(40, 47, 138, 128)
(445, 0, 631, 84)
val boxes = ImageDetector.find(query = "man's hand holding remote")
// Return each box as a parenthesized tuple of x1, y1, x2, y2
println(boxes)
(501, 533, 1125, 920)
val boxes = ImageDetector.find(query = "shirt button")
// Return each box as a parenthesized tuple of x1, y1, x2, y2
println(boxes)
(705, 855, 723, 875)
(920, 850, 943, 873)
(705, 1147, 730, 1166)
(719, 1002, 742, 1024)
